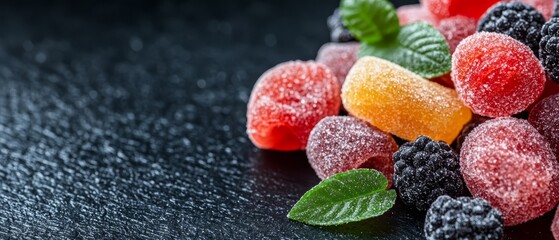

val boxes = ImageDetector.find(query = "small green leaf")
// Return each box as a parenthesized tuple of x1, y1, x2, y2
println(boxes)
(287, 169, 396, 226)
(341, 0, 400, 44)
(359, 22, 452, 79)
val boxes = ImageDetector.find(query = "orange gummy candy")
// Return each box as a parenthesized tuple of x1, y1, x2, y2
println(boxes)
(341, 56, 471, 143)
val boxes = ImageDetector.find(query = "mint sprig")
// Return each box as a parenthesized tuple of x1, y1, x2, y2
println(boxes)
(360, 22, 451, 78)
(341, 0, 451, 78)
(287, 169, 396, 226)
(341, 0, 400, 44)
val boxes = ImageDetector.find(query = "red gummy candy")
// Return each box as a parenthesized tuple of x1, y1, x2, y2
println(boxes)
(436, 16, 477, 53)
(430, 73, 454, 88)
(452, 32, 546, 117)
(529, 94, 559, 156)
(396, 4, 438, 25)
(553, 207, 559, 240)
(422, 0, 501, 20)
(306, 116, 397, 187)
(461, 118, 559, 226)
(246, 61, 341, 151)
(316, 42, 360, 87)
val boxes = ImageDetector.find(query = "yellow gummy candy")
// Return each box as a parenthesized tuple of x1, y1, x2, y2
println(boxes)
(342, 56, 471, 143)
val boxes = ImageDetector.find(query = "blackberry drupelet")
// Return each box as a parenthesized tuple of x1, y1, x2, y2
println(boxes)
(540, 17, 559, 83)
(327, 8, 356, 42)
(393, 136, 464, 211)
(425, 195, 504, 240)
(478, 2, 545, 54)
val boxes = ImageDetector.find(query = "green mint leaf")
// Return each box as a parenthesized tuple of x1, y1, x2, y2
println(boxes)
(359, 22, 452, 79)
(287, 169, 396, 226)
(341, 0, 400, 44)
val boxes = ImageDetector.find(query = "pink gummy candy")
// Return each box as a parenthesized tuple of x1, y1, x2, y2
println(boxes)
(461, 117, 559, 226)
(436, 16, 477, 53)
(246, 61, 341, 151)
(316, 42, 360, 87)
(397, 4, 438, 25)
(306, 116, 398, 187)
(552, 207, 559, 240)
(452, 32, 546, 117)
(529, 94, 559, 156)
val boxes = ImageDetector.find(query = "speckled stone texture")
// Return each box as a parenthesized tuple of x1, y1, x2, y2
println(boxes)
(0, 0, 554, 239)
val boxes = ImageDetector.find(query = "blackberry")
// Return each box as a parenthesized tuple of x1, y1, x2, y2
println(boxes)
(478, 2, 546, 54)
(327, 8, 356, 42)
(393, 136, 464, 211)
(425, 195, 504, 240)
(540, 17, 559, 83)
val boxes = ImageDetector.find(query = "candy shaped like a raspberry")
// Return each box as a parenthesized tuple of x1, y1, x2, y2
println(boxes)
(246, 61, 341, 151)
(478, 2, 545, 54)
(452, 32, 546, 117)
(437, 16, 477, 53)
(393, 136, 465, 211)
(422, 0, 501, 20)
(306, 116, 397, 187)
(540, 17, 559, 83)
(316, 42, 359, 87)
(529, 94, 559, 156)
(461, 117, 559, 226)
(397, 4, 438, 26)
(424, 195, 504, 240)
(327, 8, 356, 43)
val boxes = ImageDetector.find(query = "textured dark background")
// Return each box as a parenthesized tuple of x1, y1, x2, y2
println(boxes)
(0, 0, 554, 239)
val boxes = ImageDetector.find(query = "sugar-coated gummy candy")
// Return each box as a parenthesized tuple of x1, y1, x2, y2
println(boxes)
(342, 56, 471, 143)
(306, 116, 397, 187)
(246, 61, 341, 151)
(529, 79, 559, 110)
(529, 94, 559, 156)
(452, 32, 546, 117)
(553, 207, 559, 240)
(460, 118, 559, 226)
(396, 4, 437, 26)
(316, 42, 359, 87)
(436, 16, 477, 53)
(421, 0, 501, 20)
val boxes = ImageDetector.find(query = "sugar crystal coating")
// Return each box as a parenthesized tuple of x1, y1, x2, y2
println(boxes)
(316, 42, 360, 87)
(247, 61, 341, 151)
(397, 4, 438, 26)
(422, 0, 501, 20)
(552, 207, 559, 240)
(452, 32, 546, 117)
(306, 116, 397, 187)
(437, 16, 477, 53)
(460, 117, 559, 225)
(528, 93, 559, 156)
(342, 56, 472, 143)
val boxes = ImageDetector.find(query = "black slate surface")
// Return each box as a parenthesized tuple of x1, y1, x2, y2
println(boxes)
(0, 0, 554, 239)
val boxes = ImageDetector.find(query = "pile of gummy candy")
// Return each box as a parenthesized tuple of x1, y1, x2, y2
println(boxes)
(246, 0, 559, 239)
